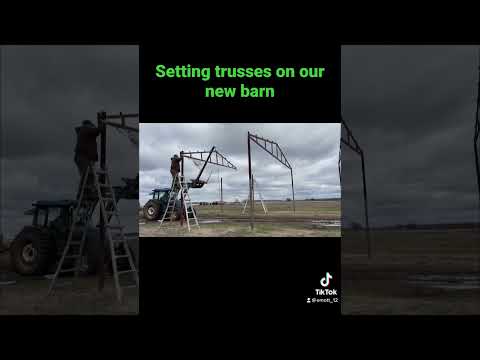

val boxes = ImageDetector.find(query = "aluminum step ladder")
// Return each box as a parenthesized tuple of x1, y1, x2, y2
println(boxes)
(242, 175, 268, 214)
(47, 164, 139, 302)
(159, 174, 199, 232)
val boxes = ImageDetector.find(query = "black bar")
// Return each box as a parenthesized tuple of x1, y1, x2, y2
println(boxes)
(103, 121, 138, 133)
(248, 132, 253, 230)
(342, 117, 370, 258)
(182, 150, 237, 170)
(196, 146, 215, 181)
(361, 151, 371, 258)
(104, 113, 139, 119)
(290, 168, 295, 214)
(475, 49, 480, 227)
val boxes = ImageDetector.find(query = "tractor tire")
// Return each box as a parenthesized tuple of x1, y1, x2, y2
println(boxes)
(143, 200, 161, 221)
(10, 226, 53, 275)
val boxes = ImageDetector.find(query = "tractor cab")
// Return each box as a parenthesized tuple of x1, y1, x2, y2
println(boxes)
(26, 200, 76, 230)
(150, 188, 171, 200)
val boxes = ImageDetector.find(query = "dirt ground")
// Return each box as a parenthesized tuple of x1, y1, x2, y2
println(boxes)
(342, 229, 480, 315)
(193, 200, 340, 220)
(140, 200, 341, 237)
(140, 221, 340, 237)
(0, 251, 138, 315)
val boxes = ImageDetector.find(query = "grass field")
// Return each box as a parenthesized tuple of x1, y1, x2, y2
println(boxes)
(193, 200, 340, 220)
(342, 229, 480, 315)
(139, 199, 341, 237)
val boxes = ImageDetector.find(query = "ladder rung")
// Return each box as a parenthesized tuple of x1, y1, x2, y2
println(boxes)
(114, 255, 129, 259)
(117, 270, 136, 275)
(122, 284, 138, 289)
(60, 267, 79, 273)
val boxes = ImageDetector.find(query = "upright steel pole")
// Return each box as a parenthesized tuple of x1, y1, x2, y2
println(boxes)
(97, 111, 107, 291)
(221, 177, 223, 214)
(360, 151, 371, 259)
(290, 168, 295, 214)
(474, 49, 480, 229)
(248, 132, 254, 230)
(180, 151, 185, 226)
(0, 47, 3, 247)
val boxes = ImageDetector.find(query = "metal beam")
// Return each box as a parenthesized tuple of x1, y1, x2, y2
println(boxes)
(249, 133, 292, 169)
(97, 111, 107, 291)
(474, 48, 480, 228)
(340, 117, 371, 258)
(181, 148, 237, 170)
(100, 112, 139, 132)
(248, 132, 254, 230)
(248, 132, 295, 226)
(96, 110, 138, 289)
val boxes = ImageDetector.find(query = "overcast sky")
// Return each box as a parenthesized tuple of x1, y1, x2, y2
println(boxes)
(0, 45, 138, 239)
(342, 45, 480, 227)
(139, 123, 341, 206)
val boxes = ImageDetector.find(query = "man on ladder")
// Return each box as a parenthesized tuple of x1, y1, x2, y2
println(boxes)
(170, 154, 185, 225)
(74, 120, 100, 198)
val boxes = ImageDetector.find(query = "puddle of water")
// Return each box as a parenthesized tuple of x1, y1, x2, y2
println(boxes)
(311, 221, 341, 227)
(200, 220, 223, 224)
(408, 273, 480, 290)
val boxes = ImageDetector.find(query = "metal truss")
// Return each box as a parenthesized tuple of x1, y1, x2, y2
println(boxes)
(181, 148, 237, 170)
(340, 117, 371, 258)
(248, 133, 292, 170)
(247, 132, 295, 230)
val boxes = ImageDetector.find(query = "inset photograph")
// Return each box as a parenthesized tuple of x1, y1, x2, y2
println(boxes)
(139, 123, 341, 237)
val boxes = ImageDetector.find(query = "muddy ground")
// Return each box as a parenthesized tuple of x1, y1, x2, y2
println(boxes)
(342, 229, 480, 315)
(0, 251, 138, 315)
(140, 200, 341, 237)
(140, 221, 340, 237)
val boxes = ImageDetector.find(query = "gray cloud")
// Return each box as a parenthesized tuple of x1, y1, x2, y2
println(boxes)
(341, 45, 479, 227)
(1, 45, 139, 239)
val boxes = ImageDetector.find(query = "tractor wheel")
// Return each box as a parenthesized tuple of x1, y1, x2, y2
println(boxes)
(10, 226, 53, 275)
(143, 200, 161, 221)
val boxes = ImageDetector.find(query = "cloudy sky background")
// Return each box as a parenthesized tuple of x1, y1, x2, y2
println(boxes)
(0, 45, 138, 239)
(342, 45, 480, 227)
(139, 123, 341, 206)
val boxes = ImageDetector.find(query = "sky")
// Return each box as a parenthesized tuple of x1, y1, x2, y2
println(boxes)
(139, 123, 341, 206)
(0, 45, 139, 239)
(342, 45, 480, 227)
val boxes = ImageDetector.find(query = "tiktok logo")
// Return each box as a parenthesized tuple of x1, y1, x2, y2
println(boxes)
(320, 272, 333, 287)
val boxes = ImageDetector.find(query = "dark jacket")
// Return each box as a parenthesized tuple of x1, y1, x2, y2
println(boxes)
(170, 157, 182, 173)
(75, 126, 100, 161)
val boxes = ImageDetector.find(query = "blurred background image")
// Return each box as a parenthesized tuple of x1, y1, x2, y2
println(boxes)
(341, 45, 480, 315)
(0, 45, 139, 314)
